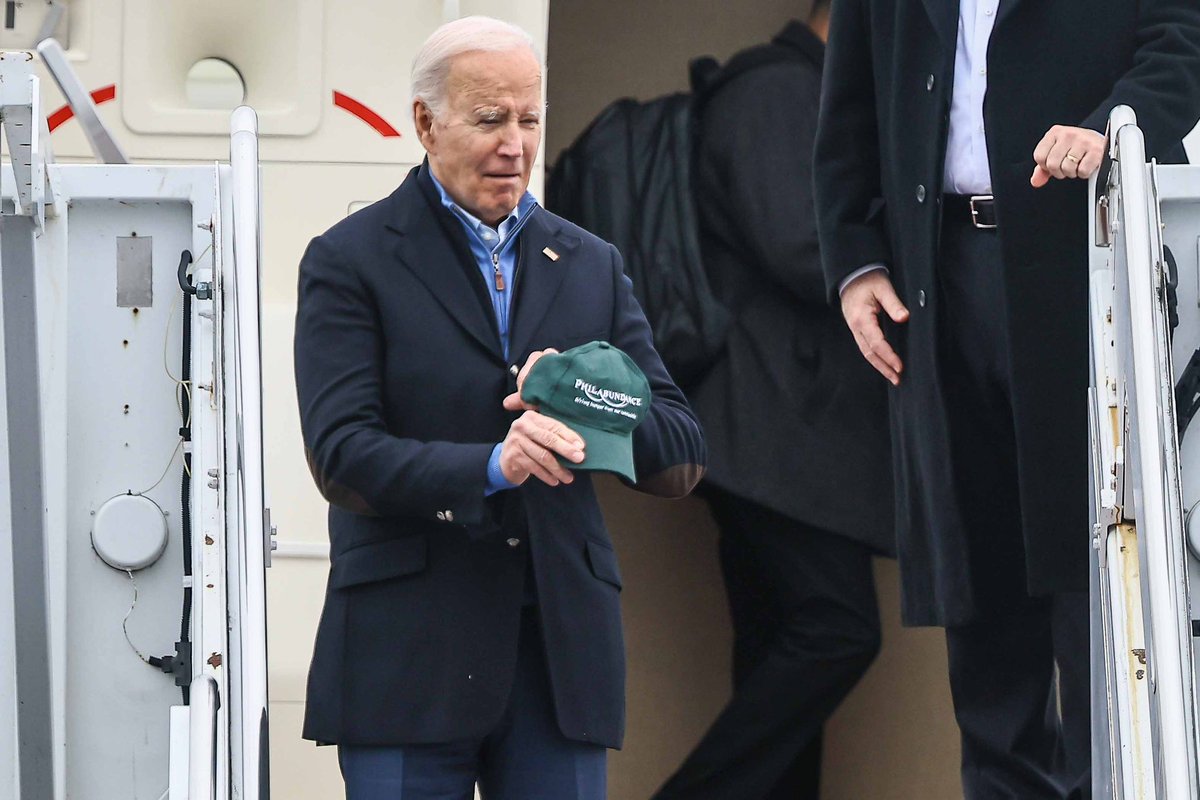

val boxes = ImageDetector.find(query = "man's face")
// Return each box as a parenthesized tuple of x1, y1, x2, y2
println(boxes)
(415, 48, 542, 226)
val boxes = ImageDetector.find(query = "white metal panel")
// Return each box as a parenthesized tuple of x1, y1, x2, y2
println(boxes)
(120, 0, 324, 138)
(40, 0, 550, 168)
(61, 194, 198, 800)
(169, 705, 190, 799)
(0, 202, 18, 800)
(0, 163, 244, 799)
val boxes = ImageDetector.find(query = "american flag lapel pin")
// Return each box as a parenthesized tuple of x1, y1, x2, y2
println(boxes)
(542, 246, 560, 262)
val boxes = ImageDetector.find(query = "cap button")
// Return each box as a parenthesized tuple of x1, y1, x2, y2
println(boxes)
(598, 342, 610, 349)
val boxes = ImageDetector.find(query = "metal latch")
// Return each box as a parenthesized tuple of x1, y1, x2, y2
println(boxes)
(264, 507, 277, 568)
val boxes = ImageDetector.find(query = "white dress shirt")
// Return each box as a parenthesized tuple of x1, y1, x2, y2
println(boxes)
(943, 0, 999, 195)
(839, 0, 998, 295)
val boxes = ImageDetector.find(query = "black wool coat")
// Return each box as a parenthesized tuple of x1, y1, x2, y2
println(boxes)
(814, 0, 1200, 625)
(294, 163, 705, 747)
(690, 20, 894, 553)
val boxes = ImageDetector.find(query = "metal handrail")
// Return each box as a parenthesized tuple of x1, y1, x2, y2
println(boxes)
(271, 540, 329, 560)
(36, 38, 127, 164)
(229, 104, 270, 798)
(189, 675, 220, 800)
(1113, 107, 1200, 798)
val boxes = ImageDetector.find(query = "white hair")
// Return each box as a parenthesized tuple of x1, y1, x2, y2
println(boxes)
(411, 16, 542, 117)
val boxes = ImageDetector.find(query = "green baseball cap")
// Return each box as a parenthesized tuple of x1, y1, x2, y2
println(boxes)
(520, 341, 652, 482)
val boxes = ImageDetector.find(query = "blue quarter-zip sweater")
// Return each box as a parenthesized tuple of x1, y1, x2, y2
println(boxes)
(429, 171, 538, 495)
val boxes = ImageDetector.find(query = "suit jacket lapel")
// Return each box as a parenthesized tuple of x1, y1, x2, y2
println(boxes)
(384, 168, 505, 364)
(920, 0, 960, 54)
(508, 211, 581, 360)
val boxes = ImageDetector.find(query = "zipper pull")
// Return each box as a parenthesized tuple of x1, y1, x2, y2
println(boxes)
(493, 252, 504, 291)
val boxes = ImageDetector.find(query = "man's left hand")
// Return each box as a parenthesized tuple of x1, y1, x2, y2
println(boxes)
(503, 348, 559, 412)
(1031, 125, 1105, 187)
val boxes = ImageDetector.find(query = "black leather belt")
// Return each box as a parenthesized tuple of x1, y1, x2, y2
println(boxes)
(943, 193, 997, 230)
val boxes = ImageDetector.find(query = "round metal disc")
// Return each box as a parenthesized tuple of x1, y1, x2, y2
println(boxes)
(91, 494, 168, 571)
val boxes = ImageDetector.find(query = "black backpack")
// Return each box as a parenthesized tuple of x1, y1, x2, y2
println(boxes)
(547, 50, 805, 388)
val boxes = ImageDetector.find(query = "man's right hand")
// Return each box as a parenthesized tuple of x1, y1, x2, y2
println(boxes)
(499, 410, 586, 487)
(840, 270, 909, 385)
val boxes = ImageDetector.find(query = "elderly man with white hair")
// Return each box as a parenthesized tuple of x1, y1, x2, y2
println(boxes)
(293, 15, 705, 800)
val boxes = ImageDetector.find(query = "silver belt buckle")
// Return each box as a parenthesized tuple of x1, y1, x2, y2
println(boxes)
(969, 194, 996, 229)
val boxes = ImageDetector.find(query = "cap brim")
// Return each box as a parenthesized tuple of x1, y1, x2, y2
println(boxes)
(554, 423, 636, 482)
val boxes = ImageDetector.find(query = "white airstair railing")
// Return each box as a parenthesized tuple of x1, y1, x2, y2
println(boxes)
(189, 675, 221, 800)
(1113, 111, 1200, 800)
(1091, 104, 1200, 799)
(228, 104, 271, 800)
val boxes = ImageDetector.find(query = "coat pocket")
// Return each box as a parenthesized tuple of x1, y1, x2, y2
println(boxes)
(330, 536, 428, 589)
(585, 539, 623, 590)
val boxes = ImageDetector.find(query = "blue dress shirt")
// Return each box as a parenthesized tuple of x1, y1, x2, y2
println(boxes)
(429, 171, 538, 495)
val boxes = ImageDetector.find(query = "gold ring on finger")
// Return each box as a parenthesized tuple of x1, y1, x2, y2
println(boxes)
(1064, 152, 1081, 164)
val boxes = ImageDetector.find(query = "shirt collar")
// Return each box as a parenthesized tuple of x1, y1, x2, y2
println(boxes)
(428, 169, 538, 243)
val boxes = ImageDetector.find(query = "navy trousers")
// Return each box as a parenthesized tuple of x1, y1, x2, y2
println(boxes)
(338, 608, 607, 800)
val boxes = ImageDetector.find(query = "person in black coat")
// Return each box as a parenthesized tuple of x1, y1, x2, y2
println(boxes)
(815, 0, 1200, 796)
(654, 5, 893, 799)
(293, 16, 705, 800)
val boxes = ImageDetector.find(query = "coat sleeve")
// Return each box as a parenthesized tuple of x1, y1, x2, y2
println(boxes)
(605, 244, 706, 497)
(1079, 0, 1200, 155)
(701, 62, 826, 305)
(293, 234, 494, 524)
(813, 0, 893, 303)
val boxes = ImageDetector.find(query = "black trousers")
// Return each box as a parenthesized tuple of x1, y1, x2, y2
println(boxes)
(937, 207, 1091, 800)
(652, 487, 880, 800)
